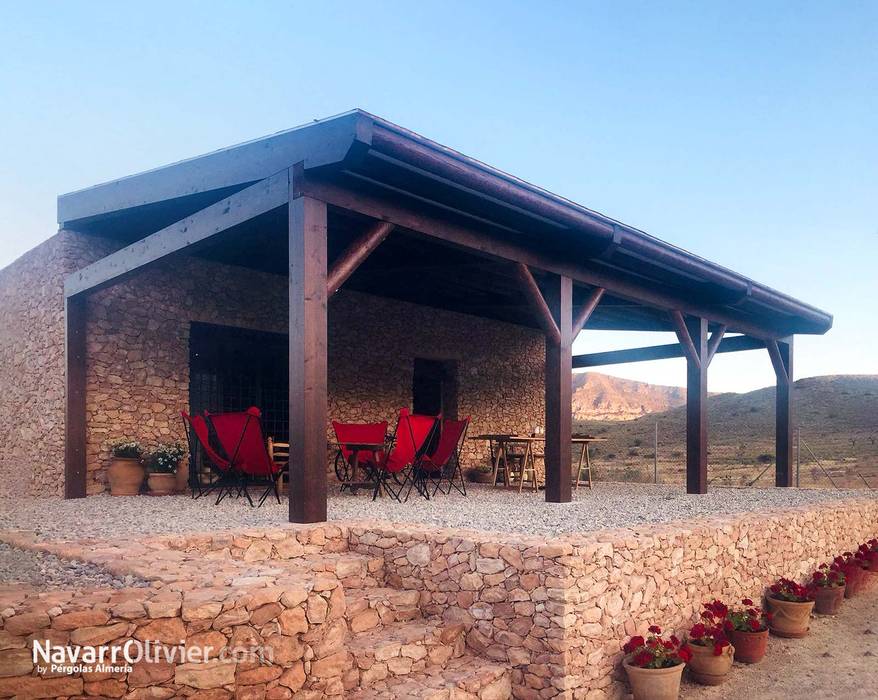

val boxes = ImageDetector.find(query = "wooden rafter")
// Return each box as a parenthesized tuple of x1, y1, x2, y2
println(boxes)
(572, 287, 605, 337)
(64, 172, 290, 298)
(514, 263, 561, 345)
(326, 221, 395, 296)
(573, 334, 765, 368)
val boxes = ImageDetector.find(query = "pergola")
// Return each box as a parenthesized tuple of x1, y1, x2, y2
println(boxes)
(59, 110, 833, 522)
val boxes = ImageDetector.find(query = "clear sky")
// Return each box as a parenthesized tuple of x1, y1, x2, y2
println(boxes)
(1, 1, 875, 393)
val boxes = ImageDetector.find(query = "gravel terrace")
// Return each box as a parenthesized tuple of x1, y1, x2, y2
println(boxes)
(0, 482, 875, 542)
(0, 542, 148, 590)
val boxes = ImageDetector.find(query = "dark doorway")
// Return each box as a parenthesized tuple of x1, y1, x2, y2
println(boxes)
(189, 323, 289, 442)
(412, 358, 458, 418)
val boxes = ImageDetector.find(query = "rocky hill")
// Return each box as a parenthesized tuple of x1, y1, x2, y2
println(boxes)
(571, 372, 686, 421)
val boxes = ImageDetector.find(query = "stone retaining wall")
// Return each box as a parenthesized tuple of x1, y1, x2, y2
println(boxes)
(2, 497, 876, 698)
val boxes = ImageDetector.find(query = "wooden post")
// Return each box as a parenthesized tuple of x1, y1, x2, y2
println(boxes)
(289, 187, 329, 523)
(64, 294, 87, 499)
(544, 275, 573, 503)
(772, 338, 794, 487)
(684, 316, 708, 494)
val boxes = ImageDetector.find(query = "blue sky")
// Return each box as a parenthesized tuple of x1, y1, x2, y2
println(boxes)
(1, 1, 875, 392)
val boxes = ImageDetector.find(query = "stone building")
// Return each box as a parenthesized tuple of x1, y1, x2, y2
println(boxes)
(0, 229, 544, 497)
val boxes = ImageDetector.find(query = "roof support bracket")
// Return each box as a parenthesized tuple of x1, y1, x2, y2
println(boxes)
(767, 339, 791, 385)
(326, 221, 395, 296)
(671, 310, 701, 369)
(706, 324, 728, 366)
(573, 287, 605, 337)
(514, 263, 561, 345)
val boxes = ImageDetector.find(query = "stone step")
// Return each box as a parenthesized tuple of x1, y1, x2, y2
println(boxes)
(347, 654, 512, 699)
(345, 619, 467, 689)
(296, 552, 385, 589)
(346, 587, 423, 633)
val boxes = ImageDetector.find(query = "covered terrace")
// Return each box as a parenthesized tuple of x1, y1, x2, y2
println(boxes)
(58, 109, 833, 522)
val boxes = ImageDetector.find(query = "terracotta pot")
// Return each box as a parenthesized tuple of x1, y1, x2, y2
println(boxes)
(812, 585, 845, 615)
(843, 565, 862, 598)
(147, 472, 177, 496)
(729, 628, 768, 664)
(686, 641, 734, 685)
(860, 568, 878, 594)
(623, 658, 685, 700)
(766, 595, 814, 638)
(107, 457, 145, 496)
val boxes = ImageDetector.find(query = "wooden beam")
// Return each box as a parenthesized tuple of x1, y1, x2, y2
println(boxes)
(514, 263, 561, 345)
(64, 295, 87, 499)
(544, 275, 573, 503)
(706, 324, 728, 366)
(65, 172, 290, 298)
(773, 338, 794, 487)
(301, 175, 784, 340)
(289, 189, 329, 523)
(573, 334, 765, 368)
(671, 310, 701, 368)
(572, 287, 605, 337)
(326, 221, 394, 295)
(766, 340, 790, 385)
(685, 316, 708, 494)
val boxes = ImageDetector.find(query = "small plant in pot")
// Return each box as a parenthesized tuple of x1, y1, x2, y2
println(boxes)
(862, 539, 878, 571)
(836, 552, 865, 598)
(808, 562, 846, 615)
(686, 600, 734, 685)
(107, 440, 145, 496)
(725, 598, 771, 663)
(855, 545, 878, 592)
(766, 578, 814, 638)
(622, 625, 691, 700)
(145, 443, 185, 496)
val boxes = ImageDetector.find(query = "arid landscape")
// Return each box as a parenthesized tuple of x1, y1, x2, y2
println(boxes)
(573, 373, 878, 489)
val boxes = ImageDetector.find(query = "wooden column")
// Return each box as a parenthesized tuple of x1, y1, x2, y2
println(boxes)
(770, 338, 794, 487)
(289, 189, 329, 523)
(544, 275, 573, 503)
(683, 316, 708, 494)
(64, 294, 87, 499)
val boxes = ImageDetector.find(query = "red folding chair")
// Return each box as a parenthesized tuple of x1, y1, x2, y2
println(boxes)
(409, 417, 471, 499)
(372, 408, 438, 502)
(331, 420, 388, 488)
(181, 411, 238, 504)
(205, 407, 284, 507)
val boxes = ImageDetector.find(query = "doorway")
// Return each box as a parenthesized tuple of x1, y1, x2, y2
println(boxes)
(412, 358, 458, 418)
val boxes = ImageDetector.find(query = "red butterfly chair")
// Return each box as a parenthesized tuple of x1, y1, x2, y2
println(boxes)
(181, 411, 238, 504)
(205, 407, 284, 507)
(408, 417, 471, 500)
(331, 420, 388, 488)
(372, 408, 438, 502)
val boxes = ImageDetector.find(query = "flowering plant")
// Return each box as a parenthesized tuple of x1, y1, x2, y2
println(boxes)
(768, 577, 811, 602)
(146, 443, 185, 473)
(688, 600, 731, 655)
(109, 439, 143, 459)
(810, 562, 846, 588)
(725, 597, 771, 632)
(622, 625, 692, 668)
(836, 551, 868, 573)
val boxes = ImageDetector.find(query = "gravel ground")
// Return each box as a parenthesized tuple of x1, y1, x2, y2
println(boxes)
(0, 542, 148, 590)
(681, 589, 878, 699)
(0, 482, 874, 541)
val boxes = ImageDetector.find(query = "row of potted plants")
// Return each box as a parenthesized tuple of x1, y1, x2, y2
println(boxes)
(622, 538, 878, 700)
(107, 439, 185, 496)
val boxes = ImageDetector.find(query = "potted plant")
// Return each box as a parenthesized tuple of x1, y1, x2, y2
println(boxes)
(856, 546, 878, 592)
(685, 600, 734, 685)
(766, 578, 814, 638)
(808, 562, 846, 615)
(107, 440, 145, 496)
(146, 443, 185, 496)
(862, 540, 878, 571)
(836, 552, 864, 598)
(466, 465, 495, 484)
(622, 625, 691, 700)
(725, 597, 771, 663)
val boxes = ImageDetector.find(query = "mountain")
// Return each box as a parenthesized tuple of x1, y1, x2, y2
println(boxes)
(571, 372, 686, 421)
(574, 374, 878, 487)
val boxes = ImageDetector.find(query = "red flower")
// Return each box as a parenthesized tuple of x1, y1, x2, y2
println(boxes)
(623, 635, 645, 654)
(749, 617, 762, 631)
(633, 651, 652, 667)
(689, 623, 706, 639)
(713, 640, 729, 656)
(648, 625, 661, 634)
(741, 598, 753, 606)
(670, 635, 680, 646)
(678, 644, 693, 663)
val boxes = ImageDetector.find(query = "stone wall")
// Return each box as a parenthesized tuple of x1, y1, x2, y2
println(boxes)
(0, 231, 115, 497)
(0, 229, 544, 495)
